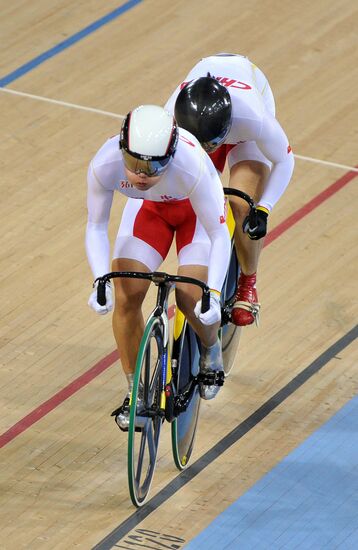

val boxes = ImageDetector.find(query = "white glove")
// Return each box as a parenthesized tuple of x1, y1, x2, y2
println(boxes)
(194, 291, 221, 326)
(88, 281, 113, 315)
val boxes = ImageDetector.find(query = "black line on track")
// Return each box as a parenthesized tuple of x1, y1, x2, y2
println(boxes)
(93, 324, 358, 550)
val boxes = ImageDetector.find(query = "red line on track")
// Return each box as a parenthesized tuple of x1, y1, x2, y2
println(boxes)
(0, 350, 118, 449)
(0, 170, 356, 450)
(265, 169, 357, 246)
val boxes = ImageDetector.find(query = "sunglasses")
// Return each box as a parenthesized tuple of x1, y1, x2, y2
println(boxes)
(121, 148, 171, 177)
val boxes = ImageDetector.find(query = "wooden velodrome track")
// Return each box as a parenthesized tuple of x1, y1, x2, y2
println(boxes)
(1, 1, 357, 548)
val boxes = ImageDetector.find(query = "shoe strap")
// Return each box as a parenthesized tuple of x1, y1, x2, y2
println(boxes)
(238, 272, 257, 286)
(233, 301, 261, 326)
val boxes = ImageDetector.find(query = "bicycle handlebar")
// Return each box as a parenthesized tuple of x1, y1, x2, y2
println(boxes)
(223, 187, 258, 231)
(95, 271, 211, 313)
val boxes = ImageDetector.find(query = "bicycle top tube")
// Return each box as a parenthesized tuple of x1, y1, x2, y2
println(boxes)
(95, 270, 210, 310)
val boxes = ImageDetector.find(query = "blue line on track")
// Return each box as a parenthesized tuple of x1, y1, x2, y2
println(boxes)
(92, 325, 358, 549)
(0, 0, 143, 87)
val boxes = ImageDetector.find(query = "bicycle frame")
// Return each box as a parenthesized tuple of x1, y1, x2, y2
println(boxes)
(95, 271, 210, 414)
(94, 189, 258, 505)
(95, 189, 257, 410)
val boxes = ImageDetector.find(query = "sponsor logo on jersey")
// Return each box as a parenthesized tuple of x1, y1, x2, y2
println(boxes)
(180, 76, 251, 91)
(160, 195, 180, 202)
(220, 198, 228, 224)
(179, 135, 196, 147)
(214, 76, 252, 90)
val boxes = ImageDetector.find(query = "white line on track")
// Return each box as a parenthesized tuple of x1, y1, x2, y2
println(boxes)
(0, 86, 124, 119)
(1, 86, 357, 173)
(294, 155, 358, 173)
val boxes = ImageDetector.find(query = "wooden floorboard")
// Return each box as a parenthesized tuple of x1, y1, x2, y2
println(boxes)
(0, 1, 357, 548)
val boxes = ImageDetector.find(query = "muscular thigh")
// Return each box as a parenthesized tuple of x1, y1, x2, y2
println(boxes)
(228, 159, 270, 219)
(111, 257, 151, 308)
(175, 264, 208, 313)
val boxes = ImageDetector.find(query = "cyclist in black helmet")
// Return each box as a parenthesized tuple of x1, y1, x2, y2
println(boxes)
(174, 76, 232, 153)
(165, 53, 294, 327)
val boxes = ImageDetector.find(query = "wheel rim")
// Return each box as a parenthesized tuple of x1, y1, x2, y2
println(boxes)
(128, 317, 163, 506)
(221, 323, 242, 376)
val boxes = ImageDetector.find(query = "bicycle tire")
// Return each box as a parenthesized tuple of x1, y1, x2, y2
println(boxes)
(171, 317, 201, 471)
(221, 239, 242, 376)
(128, 316, 164, 507)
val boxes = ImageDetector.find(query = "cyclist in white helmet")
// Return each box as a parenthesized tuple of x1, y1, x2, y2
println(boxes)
(165, 53, 295, 327)
(86, 104, 231, 429)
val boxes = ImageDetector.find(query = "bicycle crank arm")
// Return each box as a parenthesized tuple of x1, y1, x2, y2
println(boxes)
(173, 382, 197, 415)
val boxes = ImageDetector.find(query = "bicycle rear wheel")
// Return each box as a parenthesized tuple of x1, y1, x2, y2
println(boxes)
(221, 240, 242, 376)
(171, 315, 201, 471)
(128, 316, 164, 507)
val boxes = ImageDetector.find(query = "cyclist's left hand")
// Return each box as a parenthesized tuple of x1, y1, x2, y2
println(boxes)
(88, 281, 113, 315)
(243, 206, 269, 240)
(194, 291, 221, 325)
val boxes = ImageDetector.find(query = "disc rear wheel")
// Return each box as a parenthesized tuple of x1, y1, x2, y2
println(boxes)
(171, 320, 201, 470)
(221, 240, 242, 376)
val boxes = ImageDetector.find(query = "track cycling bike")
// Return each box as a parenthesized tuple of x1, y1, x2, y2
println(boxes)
(95, 188, 257, 507)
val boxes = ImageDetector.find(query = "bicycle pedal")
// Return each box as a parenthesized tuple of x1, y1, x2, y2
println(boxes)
(111, 408, 145, 432)
(111, 405, 126, 416)
(111, 405, 128, 432)
(198, 370, 225, 387)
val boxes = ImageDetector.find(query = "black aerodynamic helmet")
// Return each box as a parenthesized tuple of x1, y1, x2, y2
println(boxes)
(174, 76, 232, 153)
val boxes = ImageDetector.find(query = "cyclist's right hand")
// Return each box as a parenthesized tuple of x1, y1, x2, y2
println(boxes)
(194, 290, 221, 325)
(88, 281, 113, 315)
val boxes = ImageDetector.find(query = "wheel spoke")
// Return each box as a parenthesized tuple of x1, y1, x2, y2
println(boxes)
(149, 359, 160, 396)
(143, 345, 151, 405)
(135, 430, 148, 485)
(146, 421, 157, 462)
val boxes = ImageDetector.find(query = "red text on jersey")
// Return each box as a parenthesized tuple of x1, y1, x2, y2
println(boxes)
(214, 76, 252, 90)
(180, 77, 251, 91)
(179, 135, 196, 147)
(121, 181, 133, 188)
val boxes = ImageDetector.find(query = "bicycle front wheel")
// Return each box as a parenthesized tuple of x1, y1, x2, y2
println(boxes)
(221, 240, 242, 376)
(171, 317, 201, 471)
(128, 316, 164, 507)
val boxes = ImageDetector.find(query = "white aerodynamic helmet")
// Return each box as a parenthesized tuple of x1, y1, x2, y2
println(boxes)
(120, 105, 178, 176)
